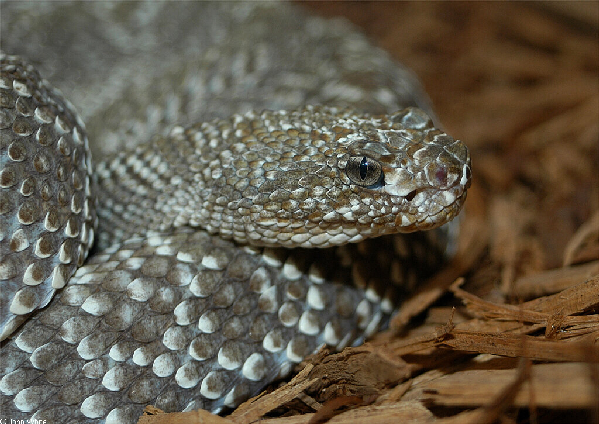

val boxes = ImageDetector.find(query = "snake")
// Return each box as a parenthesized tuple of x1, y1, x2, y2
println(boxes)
(0, 3, 471, 423)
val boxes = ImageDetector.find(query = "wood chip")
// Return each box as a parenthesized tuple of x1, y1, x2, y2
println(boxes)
(510, 261, 599, 299)
(137, 408, 234, 424)
(418, 362, 598, 408)
(230, 364, 318, 424)
(252, 401, 436, 424)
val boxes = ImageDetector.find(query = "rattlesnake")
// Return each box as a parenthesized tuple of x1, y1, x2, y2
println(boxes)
(0, 3, 471, 423)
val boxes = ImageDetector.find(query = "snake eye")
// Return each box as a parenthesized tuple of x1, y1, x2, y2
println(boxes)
(346, 156, 384, 187)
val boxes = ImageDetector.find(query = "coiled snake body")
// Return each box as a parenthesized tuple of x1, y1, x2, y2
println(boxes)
(1, 3, 471, 423)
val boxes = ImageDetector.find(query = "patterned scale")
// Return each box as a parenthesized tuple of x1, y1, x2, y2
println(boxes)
(0, 55, 96, 341)
(1, 228, 445, 422)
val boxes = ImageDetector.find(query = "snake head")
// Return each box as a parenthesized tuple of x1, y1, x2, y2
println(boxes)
(97, 106, 471, 249)
(189, 106, 472, 248)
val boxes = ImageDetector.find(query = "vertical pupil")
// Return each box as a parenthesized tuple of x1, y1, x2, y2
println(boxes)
(359, 157, 368, 179)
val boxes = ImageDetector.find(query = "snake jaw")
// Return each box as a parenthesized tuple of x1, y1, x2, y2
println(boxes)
(394, 185, 469, 232)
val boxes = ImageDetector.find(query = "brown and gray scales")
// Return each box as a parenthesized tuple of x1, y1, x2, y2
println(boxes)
(0, 3, 471, 424)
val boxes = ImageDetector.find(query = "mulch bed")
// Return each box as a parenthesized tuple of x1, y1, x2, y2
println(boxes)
(139, 3, 598, 424)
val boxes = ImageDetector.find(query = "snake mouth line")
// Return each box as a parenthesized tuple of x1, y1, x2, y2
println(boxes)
(404, 189, 418, 201)
(414, 189, 468, 231)
(392, 182, 468, 232)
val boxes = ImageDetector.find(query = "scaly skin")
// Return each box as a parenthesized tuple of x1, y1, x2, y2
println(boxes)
(0, 54, 97, 341)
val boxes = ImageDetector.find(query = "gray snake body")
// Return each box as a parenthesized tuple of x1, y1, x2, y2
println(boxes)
(0, 3, 471, 423)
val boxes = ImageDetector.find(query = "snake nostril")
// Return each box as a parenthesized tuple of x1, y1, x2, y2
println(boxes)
(435, 166, 448, 187)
